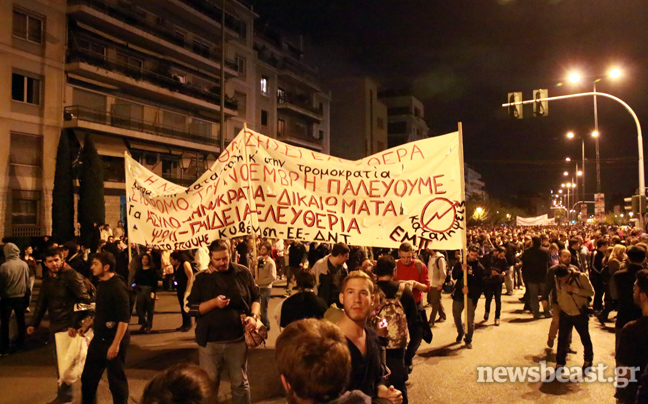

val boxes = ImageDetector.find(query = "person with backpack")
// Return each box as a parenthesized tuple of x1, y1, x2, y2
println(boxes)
(553, 263, 595, 373)
(373, 256, 417, 404)
(426, 248, 447, 327)
(395, 242, 430, 373)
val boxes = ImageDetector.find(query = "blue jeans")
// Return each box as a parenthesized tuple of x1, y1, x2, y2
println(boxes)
(198, 340, 250, 404)
(260, 287, 272, 330)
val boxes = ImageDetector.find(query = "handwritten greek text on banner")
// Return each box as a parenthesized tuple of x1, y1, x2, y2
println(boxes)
(125, 128, 466, 250)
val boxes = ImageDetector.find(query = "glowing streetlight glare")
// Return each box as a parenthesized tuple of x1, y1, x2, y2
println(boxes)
(559, 190, 563, 194)
(609, 68, 621, 79)
(568, 72, 581, 83)
(561, 183, 566, 188)
(577, 171, 583, 176)
(476, 207, 483, 213)
(566, 157, 571, 162)
(592, 130, 599, 138)
(564, 171, 568, 176)
(567, 132, 575, 138)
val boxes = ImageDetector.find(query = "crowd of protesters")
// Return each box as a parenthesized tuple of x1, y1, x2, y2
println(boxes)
(3, 221, 648, 403)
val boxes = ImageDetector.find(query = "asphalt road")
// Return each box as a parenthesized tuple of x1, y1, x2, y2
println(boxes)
(0, 280, 619, 404)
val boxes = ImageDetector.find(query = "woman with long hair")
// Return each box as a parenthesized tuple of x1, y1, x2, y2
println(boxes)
(599, 244, 627, 323)
(134, 253, 160, 333)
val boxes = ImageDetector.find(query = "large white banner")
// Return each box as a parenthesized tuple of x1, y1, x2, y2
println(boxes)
(125, 128, 466, 250)
(516, 214, 554, 226)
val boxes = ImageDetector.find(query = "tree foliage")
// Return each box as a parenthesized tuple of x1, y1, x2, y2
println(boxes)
(78, 134, 105, 247)
(52, 130, 75, 242)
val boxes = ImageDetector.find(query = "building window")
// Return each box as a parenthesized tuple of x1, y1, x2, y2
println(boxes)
(235, 55, 246, 74)
(117, 53, 142, 69)
(318, 130, 324, 140)
(414, 107, 421, 117)
(78, 39, 105, 58)
(12, 73, 41, 105)
(13, 9, 42, 44)
(260, 76, 268, 95)
(277, 119, 285, 136)
(261, 110, 268, 126)
(192, 40, 210, 58)
(12, 190, 40, 226)
(10, 133, 42, 167)
(377, 117, 384, 129)
(277, 88, 286, 103)
(234, 91, 247, 115)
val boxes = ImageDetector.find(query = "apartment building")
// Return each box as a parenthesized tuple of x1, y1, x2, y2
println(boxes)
(253, 27, 331, 153)
(465, 164, 486, 201)
(328, 76, 388, 161)
(378, 90, 429, 148)
(1, 0, 330, 238)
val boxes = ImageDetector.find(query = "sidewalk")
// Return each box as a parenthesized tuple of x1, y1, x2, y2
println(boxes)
(0, 280, 290, 404)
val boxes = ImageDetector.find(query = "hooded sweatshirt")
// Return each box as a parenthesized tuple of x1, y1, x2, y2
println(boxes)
(0, 243, 30, 298)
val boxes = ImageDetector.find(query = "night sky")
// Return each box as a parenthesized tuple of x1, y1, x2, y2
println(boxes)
(251, 0, 648, 208)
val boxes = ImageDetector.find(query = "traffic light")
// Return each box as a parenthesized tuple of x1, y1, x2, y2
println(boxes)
(507, 92, 523, 119)
(632, 195, 646, 215)
(533, 89, 548, 117)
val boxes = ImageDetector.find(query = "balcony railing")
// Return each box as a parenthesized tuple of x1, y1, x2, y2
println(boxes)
(64, 105, 218, 145)
(66, 48, 238, 110)
(278, 129, 323, 145)
(160, 174, 197, 187)
(69, 0, 239, 70)
(277, 92, 323, 116)
(175, 0, 247, 38)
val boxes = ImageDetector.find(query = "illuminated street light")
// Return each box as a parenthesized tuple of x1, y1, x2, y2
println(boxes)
(610, 68, 621, 79)
(577, 170, 583, 176)
(566, 157, 571, 162)
(564, 171, 568, 176)
(569, 72, 581, 83)
(567, 131, 575, 138)
(592, 130, 599, 138)
(476, 207, 483, 213)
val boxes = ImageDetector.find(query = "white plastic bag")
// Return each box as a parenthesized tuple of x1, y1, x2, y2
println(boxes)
(55, 329, 94, 385)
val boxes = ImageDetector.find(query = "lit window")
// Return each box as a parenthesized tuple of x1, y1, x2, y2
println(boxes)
(260, 76, 268, 95)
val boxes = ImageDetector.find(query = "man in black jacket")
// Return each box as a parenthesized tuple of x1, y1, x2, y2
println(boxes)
(521, 236, 551, 319)
(613, 245, 647, 347)
(27, 247, 91, 404)
(452, 245, 485, 349)
(188, 240, 260, 404)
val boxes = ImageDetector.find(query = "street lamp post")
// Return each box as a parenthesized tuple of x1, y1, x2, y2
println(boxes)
(503, 91, 645, 229)
(570, 69, 622, 194)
